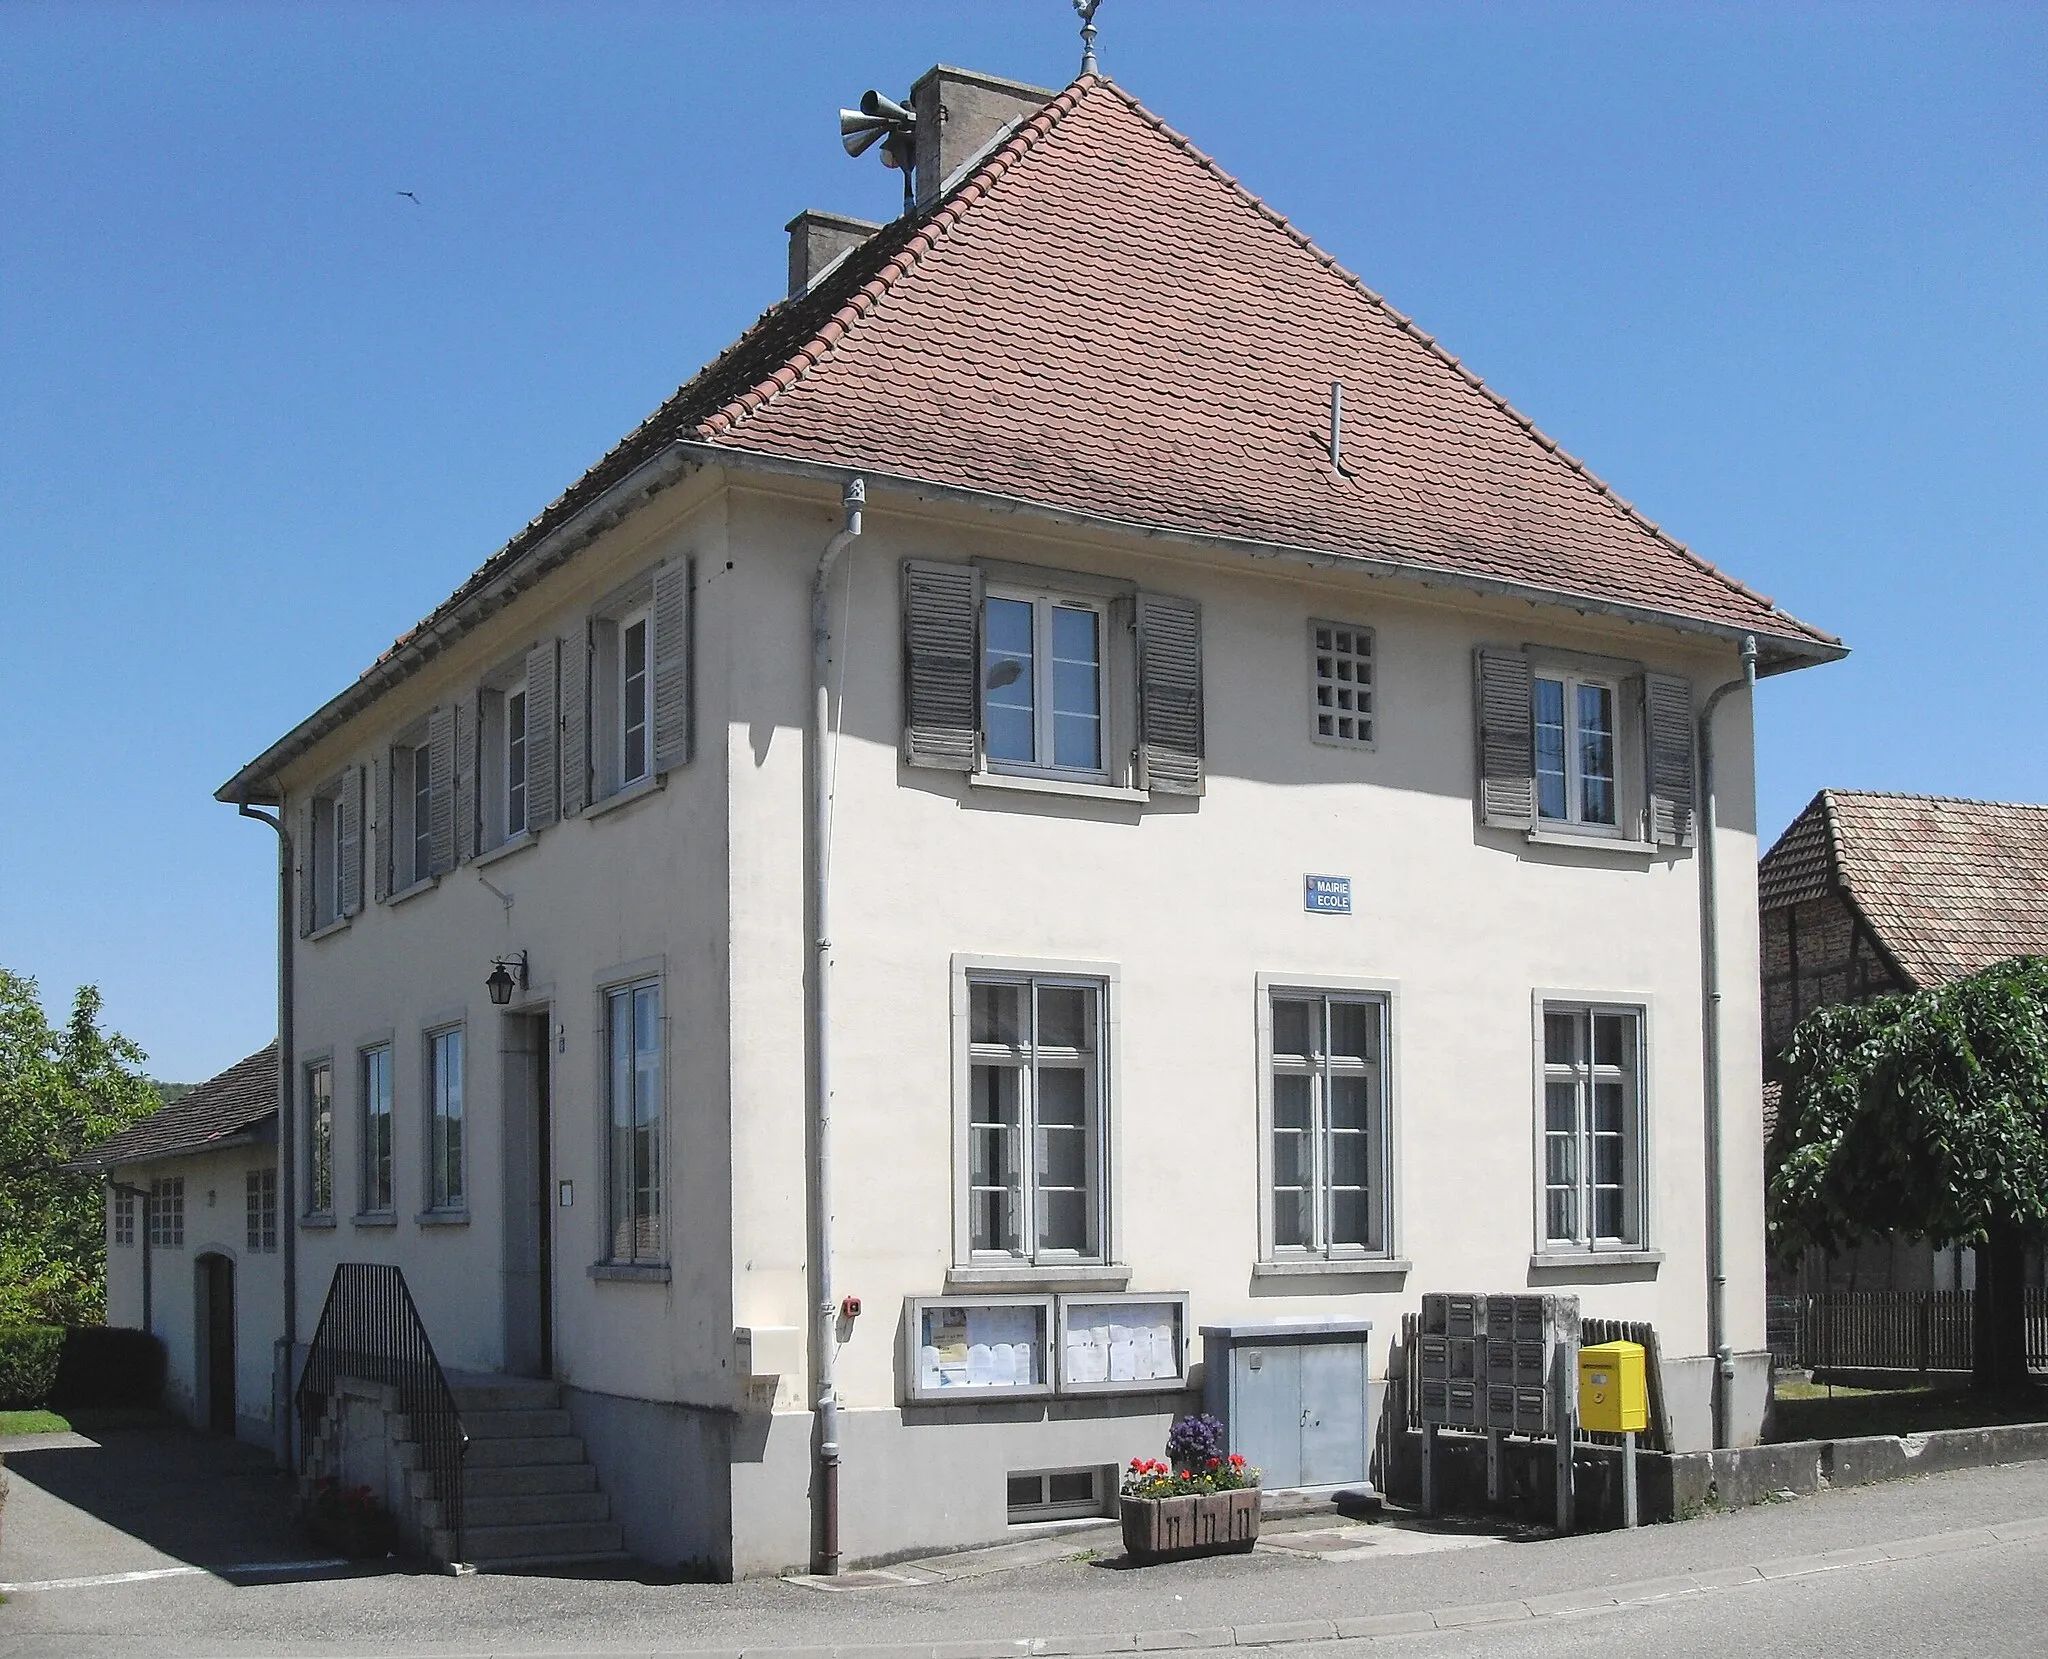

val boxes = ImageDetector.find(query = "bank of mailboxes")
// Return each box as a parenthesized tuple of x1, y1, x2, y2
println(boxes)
(1417, 1293, 1581, 1434)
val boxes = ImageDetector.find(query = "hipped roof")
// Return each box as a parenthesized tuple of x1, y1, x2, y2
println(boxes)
(222, 73, 1839, 802)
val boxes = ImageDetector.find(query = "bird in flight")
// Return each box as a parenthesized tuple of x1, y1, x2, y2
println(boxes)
(396, 190, 421, 204)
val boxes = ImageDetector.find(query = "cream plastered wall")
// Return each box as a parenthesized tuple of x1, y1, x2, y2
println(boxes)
(276, 471, 740, 1412)
(105, 1145, 284, 1444)
(717, 479, 1769, 1451)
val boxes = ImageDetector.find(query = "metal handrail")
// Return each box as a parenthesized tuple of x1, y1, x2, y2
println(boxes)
(297, 1262, 468, 1562)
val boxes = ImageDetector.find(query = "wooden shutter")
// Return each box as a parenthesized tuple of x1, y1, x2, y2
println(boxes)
(651, 558, 695, 774)
(1135, 591, 1204, 795)
(427, 705, 455, 873)
(297, 797, 317, 937)
(1475, 648, 1536, 830)
(901, 560, 981, 771)
(373, 755, 393, 902)
(455, 695, 478, 863)
(560, 624, 590, 817)
(339, 766, 364, 917)
(525, 642, 557, 832)
(1645, 672, 1697, 847)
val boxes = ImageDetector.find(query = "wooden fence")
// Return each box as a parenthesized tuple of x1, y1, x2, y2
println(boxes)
(1770, 1289, 2048, 1373)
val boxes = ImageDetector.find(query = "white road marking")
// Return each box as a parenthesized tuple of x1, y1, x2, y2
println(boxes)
(0, 1558, 350, 1593)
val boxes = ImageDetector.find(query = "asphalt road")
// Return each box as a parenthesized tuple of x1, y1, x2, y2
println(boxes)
(3, 1424, 2047, 1659)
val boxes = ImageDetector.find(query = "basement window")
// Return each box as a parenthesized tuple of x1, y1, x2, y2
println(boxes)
(1006, 1466, 1108, 1524)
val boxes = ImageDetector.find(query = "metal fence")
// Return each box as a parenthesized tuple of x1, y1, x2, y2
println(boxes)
(1769, 1289, 2048, 1373)
(297, 1262, 468, 1562)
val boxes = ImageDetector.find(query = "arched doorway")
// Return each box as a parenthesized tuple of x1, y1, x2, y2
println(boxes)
(196, 1253, 236, 1435)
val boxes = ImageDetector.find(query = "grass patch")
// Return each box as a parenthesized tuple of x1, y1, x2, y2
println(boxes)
(1767, 1380, 2048, 1443)
(0, 1408, 72, 1435)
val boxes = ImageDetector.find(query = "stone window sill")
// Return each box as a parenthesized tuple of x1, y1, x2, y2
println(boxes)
(474, 832, 537, 869)
(1529, 1249, 1664, 1270)
(1523, 827, 1659, 857)
(945, 1263, 1131, 1292)
(305, 916, 351, 943)
(588, 1260, 670, 1283)
(353, 1212, 397, 1230)
(585, 774, 666, 822)
(299, 1214, 337, 1231)
(416, 1210, 470, 1228)
(969, 770, 1148, 805)
(387, 875, 438, 907)
(1252, 1257, 1412, 1280)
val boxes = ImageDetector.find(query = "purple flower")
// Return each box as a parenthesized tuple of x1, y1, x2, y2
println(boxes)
(1165, 1413, 1228, 1470)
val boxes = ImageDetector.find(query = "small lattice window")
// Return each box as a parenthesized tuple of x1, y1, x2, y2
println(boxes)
(113, 1187, 136, 1248)
(1311, 621, 1374, 747)
(1006, 1466, 1107, 1522)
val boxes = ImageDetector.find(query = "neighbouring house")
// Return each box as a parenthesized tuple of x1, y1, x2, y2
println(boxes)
(70, 1045, 284, 1445)
(210, 63, 1841, 1576)
(1759, 788, 2048, 1295)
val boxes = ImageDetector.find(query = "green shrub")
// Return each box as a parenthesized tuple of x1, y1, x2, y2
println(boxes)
(51, 1326, 165, 1410)
(0, 1325, 65, 1409)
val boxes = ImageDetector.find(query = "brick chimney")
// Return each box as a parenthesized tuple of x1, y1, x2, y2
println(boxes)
(785, 209, 882, 298)
(908, 66, 1054, 212)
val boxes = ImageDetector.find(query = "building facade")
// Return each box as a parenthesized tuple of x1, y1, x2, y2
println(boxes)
(214, 67, 1841, 1576)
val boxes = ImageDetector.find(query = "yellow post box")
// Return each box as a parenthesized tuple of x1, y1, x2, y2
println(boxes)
(1577, 1341, 1649, 1434)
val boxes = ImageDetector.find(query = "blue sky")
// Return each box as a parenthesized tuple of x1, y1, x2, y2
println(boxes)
(2, 3, 2042, 1082)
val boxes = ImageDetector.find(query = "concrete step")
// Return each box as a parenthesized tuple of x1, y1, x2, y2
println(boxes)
(449, 1375, 562, 1412)
(434, 1519, 625, 1563)
(453, 1490, 612, 1529)
(462, 1434, 587, 1468)
(462, 1408, 574, 1439)
(455, 1461, 599, 1499)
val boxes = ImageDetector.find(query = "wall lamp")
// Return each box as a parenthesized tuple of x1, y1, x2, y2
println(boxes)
(486, 951, 529, 1007)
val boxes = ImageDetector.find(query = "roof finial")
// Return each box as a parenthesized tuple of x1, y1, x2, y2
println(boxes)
(1073, 0, 1101, 76)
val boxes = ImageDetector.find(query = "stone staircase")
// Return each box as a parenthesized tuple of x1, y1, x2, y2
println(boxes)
(414, 1375, 626, 1569)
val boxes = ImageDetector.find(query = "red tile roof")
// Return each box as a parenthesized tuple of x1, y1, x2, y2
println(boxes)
(1759, 790, 2048, 989)
(223, 73, 1838, 800)
(70, 1045, 277, 1172)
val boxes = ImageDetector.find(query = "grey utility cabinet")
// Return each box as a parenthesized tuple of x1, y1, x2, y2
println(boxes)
(1201, 1319, 1374, 1492)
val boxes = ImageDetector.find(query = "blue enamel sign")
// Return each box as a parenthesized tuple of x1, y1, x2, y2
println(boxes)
(1304, 874, 1352, 915)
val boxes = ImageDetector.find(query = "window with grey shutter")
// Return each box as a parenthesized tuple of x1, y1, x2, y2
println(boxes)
(560, 625, 590, 816)
(524, 642, 557, 831)
(427, 704, 456, 873)
(298, 797, 318, 937)
(901, 559, 981, 771)
(651, 558, 695, 775)
(340, 765, 364, 916)
(1474, 647, 1535, 830)
(456, 696, 478, 863)
(1644, 672, 1696, 846)
(1135, 591, 1204, 795)
(373, 755, 393, 902)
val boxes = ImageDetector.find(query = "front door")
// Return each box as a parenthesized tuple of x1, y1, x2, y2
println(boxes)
(200, 1254, 235, 1434)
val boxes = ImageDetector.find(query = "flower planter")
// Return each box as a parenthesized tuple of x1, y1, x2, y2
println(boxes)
(1120, 1488, 1261, 1564)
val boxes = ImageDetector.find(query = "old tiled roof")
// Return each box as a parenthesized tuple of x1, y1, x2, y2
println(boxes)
(1758, 790, 2048, 989)
(224, 73, 1839, 800)
(70, 1045, 277, 1172)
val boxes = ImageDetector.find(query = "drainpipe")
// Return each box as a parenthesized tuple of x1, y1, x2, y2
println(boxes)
(238, 800, 297, 1462)
(1697, 634, 1756, 1451)
(809, 476, 865, 1575)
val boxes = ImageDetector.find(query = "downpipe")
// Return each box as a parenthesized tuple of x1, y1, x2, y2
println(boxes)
(1697, 635, 1756, 1450)
(239, 801, 298, 1466)
(809, 476, 864, 1574)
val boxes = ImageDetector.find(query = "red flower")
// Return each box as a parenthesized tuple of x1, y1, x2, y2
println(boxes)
(1207, 1457, 1221, 1470)
(1229, 1453, 1246, 1466)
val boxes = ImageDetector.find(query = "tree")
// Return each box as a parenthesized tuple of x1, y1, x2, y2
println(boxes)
(1768, 955, 2048, 1389)
(0, 968, 162, 1325)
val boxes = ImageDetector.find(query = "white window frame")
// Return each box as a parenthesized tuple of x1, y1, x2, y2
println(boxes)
(505, 685, 529, 839)
(304, 1058, 334, 1218)
(1255, 974, 1401, 1267)
(601, 975, 665, 1266)
(246, 1166, 278, 1251)
(425, 1025, 465, 1214)
(112, 1186, 135, 1248)
(360, 1043, 395, 1216)
(385, 729, 434, 893)
(1532, 995, 1653, 1258)
(1531, 668, 1623, 835)
(618, 604, 653, 790)
(1308, 619, 1375, 749)
(148, 1176, 184, 1249)
(951, 956, 1118, 1271)
(981, 585, 1112, 784)
(309, 780, 344, 929)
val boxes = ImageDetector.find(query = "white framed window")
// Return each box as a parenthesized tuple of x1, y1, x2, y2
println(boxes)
(1538, 1002, 1647, 1250)
(308, 782, 344, 929)
(1309, 620, 1374, 748)
(505, 687, 528, 838)
(426, 1026, 465, 1212)
(246, 1167, 278, 1251)
(605, 980, 663, 1264)
(148, 1177, 184, 1249)
(982, 588, 1108, 780)
(304, 1061, 333, 1217)
(112, 1187, 135, 1248)
(617, 605, 652, 789)
(1533, 672, 1619, 830)
(1261, 985, 1394, 1260)
(361, 1044, 394, 1214)
(1007, 1467, 1109, 1522)
(385, 736, 435, 892)
(959, 969, 1110, 1264)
